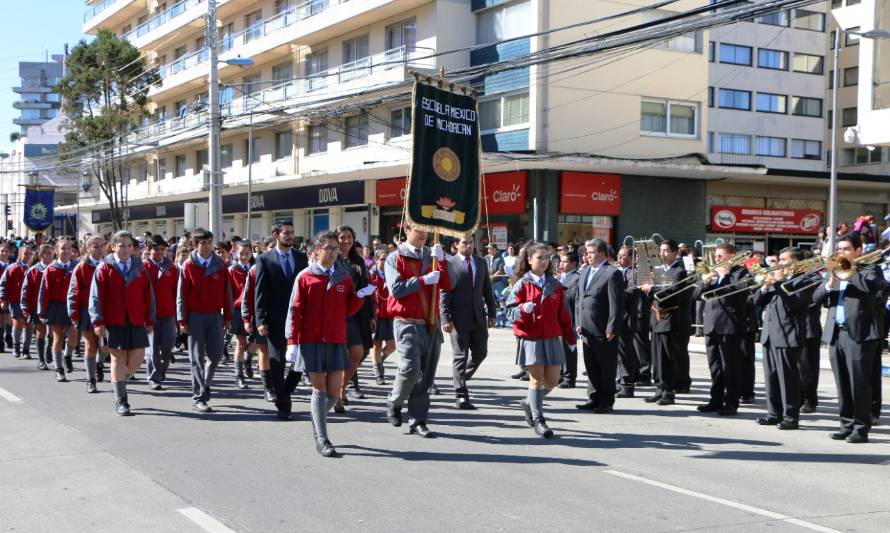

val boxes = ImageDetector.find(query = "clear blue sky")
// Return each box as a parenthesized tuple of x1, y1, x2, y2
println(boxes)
(0, 2, 89, 153)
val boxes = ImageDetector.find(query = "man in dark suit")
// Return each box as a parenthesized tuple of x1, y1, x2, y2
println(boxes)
(692, 243, 750, 416)
(574, 239, 624, 413)
(558, 250, 581, 388)
(814, 234, 887, 443)
(755, 247, 813, 430)
(614, 245, 650, 397)
(254, 223, 308, 420)
(643, 239, 690, 406)
(799, 265, 824, 413)
(441, 234, 497, 410)
(739, 291, 759, 404)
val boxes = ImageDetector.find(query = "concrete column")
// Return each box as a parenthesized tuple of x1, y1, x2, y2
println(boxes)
(260, 212, 273, 238)
(232, 213, 245, 238)
(292, 208, 307, 238)
(328, 206, 343, 230)
(165, 218, 175, 239)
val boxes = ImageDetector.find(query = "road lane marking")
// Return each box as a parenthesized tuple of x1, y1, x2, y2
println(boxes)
(177, 507, 237, 533)
(0, 386, 23, 403)
(604, 470, 842, 533)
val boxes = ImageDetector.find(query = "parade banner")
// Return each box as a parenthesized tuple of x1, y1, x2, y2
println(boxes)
(23, 186, 54, 232)
(406, 81, 481, 237)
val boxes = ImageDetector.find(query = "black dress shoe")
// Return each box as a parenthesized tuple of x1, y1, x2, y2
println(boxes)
(800, 403, 816, 414)
(519, 399, 534, 427)
(656, 397, 674, 406)
(718, 407, 738, 416)
(386, 404, 402, 427)
(644, 394, 661, 403)
(576, 401, 597, 411)
(593, 406, 614, 414)
(756, 417, 780, 425)
(557, 380, 575, 389)
(456, 398, 477, 410)
(739, 396, 755, 405)
(845, 433, 868, 443)
(86, 380, 98, 394)
(511, 370, 528, 380)
(777, 420, 799, 430)
(616, 390, 634, 398)
(275, 411, 293, 421)
(697, 404, 720, 413)
(830, 431, 852, 440)
(410, 423, 433, 438)
(55, 370, 67, 383)
(316, 439, 339, 457)
(533, 418, 553, 438)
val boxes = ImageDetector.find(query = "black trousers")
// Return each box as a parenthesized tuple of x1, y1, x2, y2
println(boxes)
(582, 333, 618, 408)
(739, 330, 757, 399)
(830, 330, 876, 436)
(652, 331, 677, 399)
(562, 338, 577, 382)
(675, 328, 692, 390)
(799, 337, 821, 407)
(268, 339, 300, 416)
(705, 333, 741, 409)
(871, 340, 883, 419)
(763, 344, 801, 422)
(449, 326, 488, 399)
(617, 329, 639, 392)
(633, 327, 652, 381)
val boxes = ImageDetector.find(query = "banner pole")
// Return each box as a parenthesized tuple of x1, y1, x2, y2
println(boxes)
(428, 231, 440, 329)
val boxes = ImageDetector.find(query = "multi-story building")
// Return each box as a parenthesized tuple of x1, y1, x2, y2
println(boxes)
(12, 56, 64, 134)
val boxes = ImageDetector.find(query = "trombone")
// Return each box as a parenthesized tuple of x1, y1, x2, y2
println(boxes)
(781, 249, 888, 295)
(700, 261, 783, 301)
(654, 251, 752, 302)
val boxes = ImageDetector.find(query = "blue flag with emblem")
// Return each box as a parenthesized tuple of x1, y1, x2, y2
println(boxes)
(23, 186, 54, 232)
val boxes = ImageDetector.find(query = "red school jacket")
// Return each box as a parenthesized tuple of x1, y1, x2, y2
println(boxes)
(0, 261, 27, 305)
(285, 262, 364, 345)
(241, 265, 257, 326)
(38, 260, 77, 320)
(507, 273, 576, 345)
(21, 263, 49, 318)
(228, 262, 250, 310)
(176, 252, 232, 325)
(88, 255, 155, 328)
(368, 267, 393, 320)
(144, 257, 179, 320)
(383, 244, 452, 322)
(67, 259, 98, 323)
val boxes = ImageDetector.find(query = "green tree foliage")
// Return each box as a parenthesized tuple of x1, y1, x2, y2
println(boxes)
(56, 29, 158, 230)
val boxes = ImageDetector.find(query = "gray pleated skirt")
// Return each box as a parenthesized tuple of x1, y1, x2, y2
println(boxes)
(45, 301, 70, 327)
(9, 303, 23, 320)
(346, 315, 365, 347)
(107, 325, 149, 350)
(297, 342, 350, 374)
(230, 307, 247, 336)
(374, 318, 394, 341)
(516, 337, 566, 367)
(77, 306, 92, 332)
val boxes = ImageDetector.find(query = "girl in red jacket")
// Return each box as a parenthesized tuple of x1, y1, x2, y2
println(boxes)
(143, 235, 179, 391)
(68, 236, 105, 393)
(506, 242, 576, 438)
(369, 249, 395, 385)
(228, 241, 254, 390)
(39, 239, 78, 383)
(0, 244, 34, 360)
(89, 230, 155, 416)
(22, 244, 53, 370)
(285, 231, 374, 457)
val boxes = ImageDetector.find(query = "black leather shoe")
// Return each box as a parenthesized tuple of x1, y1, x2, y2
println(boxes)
(593, 406, 614, 414)
(333, 401, 346, 414)
(235, 377, 248, 390)
(557, 380, 575, 389)
(386, 404, 402, 427)
(410, 423, 433, 438)
(739, 396, 755, 405)
(845, 433, 868, 443)
(519, 399, 534, 427)
(830, 431, 852, 440)
(756, 417, 780, 426)
(115, 403, 132, 416)
(800, 403, 816, 414)
(511, 370, 528, 380)
(316, 439, 339, 457)
(55, 370, 67, 383)
(456, 398, 476, 410)
(86, 380, 98, 394)
(575, 401, 597, 411)
(275, 411, 293, 421)
(533, 418, 554, 438)
(644, 394, 661, 403)
(616, 390, 634, 398)
(656, 397, 674, 406)
(718, 407, 738, 416)
(777, 420, 799, 430)
(697, 404, 720, 413)
(264, 389, 277, 403)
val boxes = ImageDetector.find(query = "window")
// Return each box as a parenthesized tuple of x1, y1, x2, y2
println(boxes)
(827, 109, 832, 128)
(342, 35, 370, 64)
(719, 43, 752, 65)
(476, 0, 533, 43)
(345, 114, 369, 148)
(708, 86, 714, 107)
(793, 9, 824, 32)
(175, 100, 188, 118)
(136, 163, 148, 182)
(245, 10, 263, 43)
(790, 139, 821, 160)
(272, 62, 293, 82)
(846, 27, 861, 46)
(479, 91, 530, 132)
(792, 53, 823, 74)
(844, 67, 859, 86)
(308, 123, 327, 154)
(758, 48, 788, 70)
(174, 46, 187, 60)
(640, 99, 697, 137)
(708, 41, 715, 62)
(756, 136, 786, 157)
(221, 144, 233, 168)
(791, 96, 822, 117)
(157, 158, 167, 180)
(175, 154, 187, 177)
(758, 10, 789, 26)
(718, 88, 751, 110)
(242, 73, 262, 97)
(390, 107, 412, 138)
(716, 133, 752, 155)
(244, 137, 261, 165)
(306, 49, 328, 92)
(195, 149, 208, 172)
(275, 131, 293, 159)
(643, 11, 702, 52)
(756, 93, 787, 114)
(386, 18, 417, 50)
(842, 107, 858, 127)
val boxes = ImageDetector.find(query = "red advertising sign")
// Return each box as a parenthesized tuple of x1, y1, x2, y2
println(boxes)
(377, 172, 527, 214)
(710, 206, 822, 234)
(560, 172, 621, 215)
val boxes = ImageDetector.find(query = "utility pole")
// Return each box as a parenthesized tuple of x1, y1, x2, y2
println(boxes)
(207, 0, 223, 238)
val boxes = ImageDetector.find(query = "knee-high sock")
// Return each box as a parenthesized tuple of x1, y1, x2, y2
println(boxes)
(44, 336, 52, 362)
(36, 337, 45, 363)
(310, 389, 328, 442)
(234, 360, 244, 378)
(527, 388, 544, 420)
(64, 342, 73, 359)
(12, 326, 22, 355)
(112, 380, 127, 405)
(325, 393, 338, 412)
(53, 352, 64, 373)
(85, 357, 97, 381)
(23, 328, 32, 355)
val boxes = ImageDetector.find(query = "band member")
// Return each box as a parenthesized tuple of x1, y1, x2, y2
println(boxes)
(441, 233, 497, 410)
(177, 228, 232, 413)
(755, 247, 813, 430)
(285, 231, 373, 457)
(642, 239, 691, 405)
(369, 249, 395, 385)
(800, 253, 824, 413)
(383, 225, 451, 438)
(143, 235, 179, 391)
(739, 291, 758, 404)
(692, 243, 750, 416)
(0, 244, 34, 359)
(336, 225, 374, 411)
(814, 234, 886, 443)
(228, 241, 254, 390)
(68, 236, 105, 393)
(615, 245, 652, 394)
(574, 239, 624, 413)
(243, 237, 276, 401)
(89, 231, 155, 416)
(507, 242, 576, 437)
(557, 250, 581, 389)
(255, 223, 308, 420)
(22, 244, 54, 370)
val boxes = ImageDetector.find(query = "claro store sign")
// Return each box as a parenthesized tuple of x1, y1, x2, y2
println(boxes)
(376, 171, 527, 214)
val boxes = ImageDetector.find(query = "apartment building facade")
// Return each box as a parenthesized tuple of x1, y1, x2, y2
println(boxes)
(12, 57, 64, 134)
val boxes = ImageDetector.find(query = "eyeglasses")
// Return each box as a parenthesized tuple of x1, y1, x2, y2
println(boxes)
(319, 245, 339, 252)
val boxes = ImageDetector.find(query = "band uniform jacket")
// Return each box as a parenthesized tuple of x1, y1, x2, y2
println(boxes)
(559, 269, 581, 329)
(651, 261, 691, 334)
(692, 265, 750, 336)
(813, 264, 887, 344)
(575, 263, 624, 338)
(756, 275, 813, 348)
(621, 266, 651, 333)
(440, 253, 497, 332)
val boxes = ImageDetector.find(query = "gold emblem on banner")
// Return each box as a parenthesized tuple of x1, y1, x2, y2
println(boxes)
(29, 203, 48, 220)
(432, 147, 461, 182)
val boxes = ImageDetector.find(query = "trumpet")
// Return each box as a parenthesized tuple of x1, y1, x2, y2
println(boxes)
(782, 249, 888, 295)
(654, 251, 752, 302)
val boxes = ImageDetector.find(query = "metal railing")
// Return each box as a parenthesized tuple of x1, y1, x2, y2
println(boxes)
(306, 46, 435, 92)
(121, 0, 203, 41)
(83, 0, 117, 22)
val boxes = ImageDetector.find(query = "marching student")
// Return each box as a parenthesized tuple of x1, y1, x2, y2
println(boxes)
(285, 231, 373, 457)
(143, 235, 179, 391)
(39, 239, 79, 382)
(0, 242, 11, 355)
(243, 236, 276, 402)
(335, 225, 374, 411)
(506, 242, 576, 438)
(177, 228, 232, 413)
(22, 244, 53, 370)
(89, 231, 155, 416)
(0, 244, 34, 359)
(228, 241, 254, 390)
(369, 249, 395, 385)
(68, 236, 105, 393)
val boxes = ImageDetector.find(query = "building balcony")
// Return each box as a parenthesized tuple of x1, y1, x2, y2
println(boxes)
(13, 100, 55, 110)
(13, 117, 47, 126)
(121, 0, 236, 50)
(13, 83, 58, 94)
(82, 0, 146, 34)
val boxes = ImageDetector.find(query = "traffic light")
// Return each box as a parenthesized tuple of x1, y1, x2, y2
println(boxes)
(3, 205, 8, 216)
(6, 220, 12, 231)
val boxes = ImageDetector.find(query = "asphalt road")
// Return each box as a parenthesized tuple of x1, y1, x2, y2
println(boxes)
(1, 329, 888, 533)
